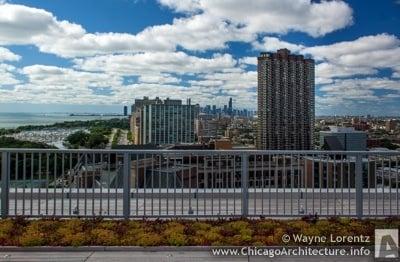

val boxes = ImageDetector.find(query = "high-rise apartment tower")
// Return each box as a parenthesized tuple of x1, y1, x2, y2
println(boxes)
(257, 49, 315, 150)
(130, 97, 198, 145)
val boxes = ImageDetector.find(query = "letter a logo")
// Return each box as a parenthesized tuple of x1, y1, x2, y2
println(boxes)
(375, 229, 399, 258)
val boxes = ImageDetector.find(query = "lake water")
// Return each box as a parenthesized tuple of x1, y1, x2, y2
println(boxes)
(0, 112, 126, 129)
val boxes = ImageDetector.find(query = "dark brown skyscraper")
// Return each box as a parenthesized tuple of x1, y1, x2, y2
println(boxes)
(257, 49, 315, 150)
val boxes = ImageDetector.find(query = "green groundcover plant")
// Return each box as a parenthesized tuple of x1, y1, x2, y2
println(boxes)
(0, 217, 398, 247)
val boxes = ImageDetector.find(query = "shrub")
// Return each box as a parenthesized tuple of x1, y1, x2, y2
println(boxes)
(256, 220, 280, 233)
(98, 221, 118, 231)
(190, 227, 223, 245)
(221, 220, 253, 245)
(0, 218, 396, 247)
(120, 221, 147, 245)
(57, 219, 89, 246)
(302, 227, 321, 238)
(273, 228, 286, 245)
(164, 221, 187, 246)
(91, 229, 119, 245)
(0, 220, 15, 245)
(203, 228, 223, 244)
(286, 220, 310, 233)
(61, 232, 88, 247)
(135, 232, 163, 246)
(19, 220, 62, 246)
(192, 222, 212, 231)
(19, 231, 46, 246)
(227, 220, 250, 233)
(19, 221, 56, 246)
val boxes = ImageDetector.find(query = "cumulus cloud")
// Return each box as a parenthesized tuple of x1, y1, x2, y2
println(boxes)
(302, 34, 400, 61)
(0, 4, 84, 45)
(159, 0, 353, 37)
(0, 3, 250, 57)
(252, 37, 305, 52)
(10, 57, 257, 108)
(309, 34, 400, 84)
(316, 77, 400, 114)
(0, 1, 353, 58)
(238, 57, 257, 66)
(73, 52, 237, 75)
(138, 73, 180, 84)
(0, 3, 176, 57)
(22, 65, 123, 87)
(0, 63, 20, 86)
(0, 47, 21, 62)
(13, 65, 124, 104)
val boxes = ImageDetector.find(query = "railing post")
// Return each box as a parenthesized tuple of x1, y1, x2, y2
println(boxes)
(241, 153, 249, 217)
(123, 152, 131, 219)
(1, 152, 10, 218)
(355, 154, 363, 219)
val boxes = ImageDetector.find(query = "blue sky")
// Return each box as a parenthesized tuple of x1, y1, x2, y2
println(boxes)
(0, 0, 399, 115)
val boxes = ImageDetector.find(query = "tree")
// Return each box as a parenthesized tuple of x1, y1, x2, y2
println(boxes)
(65, 131, 89, 148)
(87, 133, 108, 148)
(0, 137, 54, 148)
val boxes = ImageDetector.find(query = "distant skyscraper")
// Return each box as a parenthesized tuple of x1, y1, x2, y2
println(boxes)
(130, 97, 198, 145)
(123, 106, 128, 116)
(257, 49, 315, 150)
(228, 97, 233, 116)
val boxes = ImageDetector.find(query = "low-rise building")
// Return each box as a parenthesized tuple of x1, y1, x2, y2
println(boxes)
(320, 126, 367, 151)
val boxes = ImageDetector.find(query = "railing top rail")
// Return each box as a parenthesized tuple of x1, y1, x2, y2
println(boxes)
(0, 148, 399, 155)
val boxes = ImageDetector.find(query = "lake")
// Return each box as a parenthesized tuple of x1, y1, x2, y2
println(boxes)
(0, 112, 126, 129)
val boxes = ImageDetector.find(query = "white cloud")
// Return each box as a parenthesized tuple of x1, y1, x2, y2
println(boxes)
(253, 37, 305, 52)
(159, 0, 353, 37)
(8, 58, 258, 108)
(238, 56, 257, 66)
(0, 3, 172, 57)
(302, 34, 400, 61)
(0, 1, 353, 58)
(135, 14, 254, 52)
(14, 65, 124, 104)
(0, 4, 84, 45)
(138, 73, 180, 84)
(315, 63, 377, 84)
(73, 52, 237, 75)
(0, 3, 252, 57)
(392, 66, 400, 78)
(0, 63, 20, 86)
(308, 34, 400, 83)
(22, 65, 123, 88)
(158, 0, 201, 13)
(0, 47, 20, 62)
(317, 77, 400, 107)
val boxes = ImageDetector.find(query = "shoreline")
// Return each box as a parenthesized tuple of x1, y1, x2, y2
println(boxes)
(0, 118, 130, 149)
(0, 113, 128, 130)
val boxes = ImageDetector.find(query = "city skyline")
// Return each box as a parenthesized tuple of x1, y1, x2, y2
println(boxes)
(0, 1, 399, 116)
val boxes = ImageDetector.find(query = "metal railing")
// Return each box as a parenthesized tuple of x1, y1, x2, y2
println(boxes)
(0, 149, 399, 219)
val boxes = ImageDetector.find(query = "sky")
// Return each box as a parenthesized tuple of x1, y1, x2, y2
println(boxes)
(0, 0, 399, 115)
